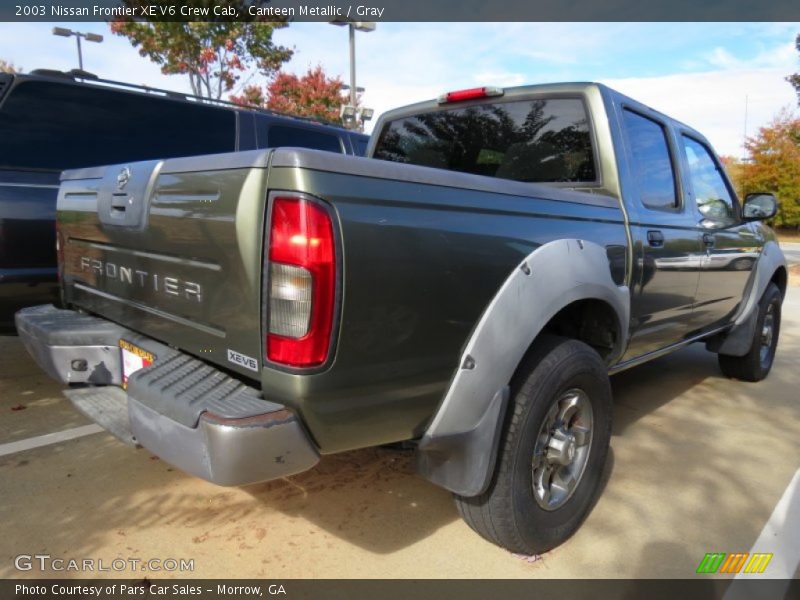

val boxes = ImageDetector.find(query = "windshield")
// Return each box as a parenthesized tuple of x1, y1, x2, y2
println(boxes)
(372, 97, 597, 184)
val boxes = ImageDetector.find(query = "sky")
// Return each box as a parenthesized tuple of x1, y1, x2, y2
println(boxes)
(1, 22, 798, 157)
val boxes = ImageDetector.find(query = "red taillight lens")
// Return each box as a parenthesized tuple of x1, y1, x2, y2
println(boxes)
(438, 86, 504, 104)
(266, 196, 336, 367)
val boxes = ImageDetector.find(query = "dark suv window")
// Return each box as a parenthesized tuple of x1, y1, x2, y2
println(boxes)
(352, 136, 369, 157)
(260, 123, 343, 153)
(373, 98, 597, 183)
(0, 80, 235, 170)
(622, 109, 677, 210)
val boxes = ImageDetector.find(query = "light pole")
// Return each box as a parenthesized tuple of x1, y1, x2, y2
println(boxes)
(52, 27, 103, 72)
(330, 21, 375, 130)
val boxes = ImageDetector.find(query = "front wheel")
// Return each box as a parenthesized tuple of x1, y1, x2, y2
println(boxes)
(718, 282, 782, 382)
(454, 335, 612, 555)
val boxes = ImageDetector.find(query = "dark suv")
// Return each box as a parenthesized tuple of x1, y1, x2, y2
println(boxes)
(0, 69, 369, 330)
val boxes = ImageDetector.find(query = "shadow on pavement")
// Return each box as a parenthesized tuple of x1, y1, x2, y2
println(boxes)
(0, 296, 798, 574)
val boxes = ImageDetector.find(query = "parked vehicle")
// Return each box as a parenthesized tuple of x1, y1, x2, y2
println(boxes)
(17, 83, 786, 554)
(0, 69, 368, 331)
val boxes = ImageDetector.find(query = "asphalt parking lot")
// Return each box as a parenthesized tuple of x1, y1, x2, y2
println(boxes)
(1, 284, 798, 580)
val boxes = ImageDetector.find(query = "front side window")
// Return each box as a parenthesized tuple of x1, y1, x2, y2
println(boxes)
(373, 98, 597, 184)
(681, 136, 736, 222)
(622, 109, 677, 210)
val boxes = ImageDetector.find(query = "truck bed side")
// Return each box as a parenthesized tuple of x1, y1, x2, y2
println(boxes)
(58, 148, 629, 453)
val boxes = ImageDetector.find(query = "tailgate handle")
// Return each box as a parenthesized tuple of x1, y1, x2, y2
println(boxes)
(110, 194, 129, 215)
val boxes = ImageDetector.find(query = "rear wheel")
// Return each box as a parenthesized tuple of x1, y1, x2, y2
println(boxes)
(454, 335, 612, 555)
(718, 282, 781, 382)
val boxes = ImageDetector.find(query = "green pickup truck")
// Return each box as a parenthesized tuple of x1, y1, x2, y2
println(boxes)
(16, 83, 787, 554)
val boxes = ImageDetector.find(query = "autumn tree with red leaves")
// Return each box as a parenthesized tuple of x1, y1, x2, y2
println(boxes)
(110, 18, 292, 100)
(725, 109, 800, 230)
(231, 65, 354, 124)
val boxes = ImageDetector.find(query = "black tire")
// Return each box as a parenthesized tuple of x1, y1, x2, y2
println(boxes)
(718, 282, 782, 382)
(454, 335, 612, 555)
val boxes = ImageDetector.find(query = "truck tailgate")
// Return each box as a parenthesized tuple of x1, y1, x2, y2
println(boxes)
(57, 151, 272, 382)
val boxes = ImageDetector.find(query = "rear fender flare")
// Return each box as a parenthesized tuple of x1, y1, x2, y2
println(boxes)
(415, 238, 629, 496)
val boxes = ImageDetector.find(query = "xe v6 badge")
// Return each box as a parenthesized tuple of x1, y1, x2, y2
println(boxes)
(227, 349, 259, 372)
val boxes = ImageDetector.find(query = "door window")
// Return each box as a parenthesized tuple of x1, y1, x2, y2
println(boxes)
(681, 136, 736, 223)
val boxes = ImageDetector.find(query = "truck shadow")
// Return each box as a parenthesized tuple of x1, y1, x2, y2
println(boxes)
(1, 310, 798, 572)
(610, 342, 721, 434)
(242, 446, 458, 555)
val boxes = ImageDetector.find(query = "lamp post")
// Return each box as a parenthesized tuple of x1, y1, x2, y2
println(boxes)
(52, 27, 103, 72)
(330, 21, 375, 131)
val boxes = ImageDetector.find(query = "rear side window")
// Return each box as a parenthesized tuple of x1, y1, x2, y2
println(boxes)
(263, 124, 343, 153)
(373, 98, 597, 183)
(622, 109, 677, 210)
(0, 80, 235, 170)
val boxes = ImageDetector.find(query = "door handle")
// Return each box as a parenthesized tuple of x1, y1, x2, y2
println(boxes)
(646, 230, 664, 247)
(702, 233, 715, 248)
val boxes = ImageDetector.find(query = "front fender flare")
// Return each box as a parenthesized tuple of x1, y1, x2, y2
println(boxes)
(416, 239, 629, 496)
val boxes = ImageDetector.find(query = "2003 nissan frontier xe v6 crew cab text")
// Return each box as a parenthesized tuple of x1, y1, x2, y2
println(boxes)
(16, 83, 787, 554)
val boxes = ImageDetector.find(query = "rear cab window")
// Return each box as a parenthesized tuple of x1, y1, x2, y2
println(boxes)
(372, 97, 597, 184)
(0, 80, 236, 171)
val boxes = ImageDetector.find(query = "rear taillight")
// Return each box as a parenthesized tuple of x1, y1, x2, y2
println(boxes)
(266, 196, 336, 368)
(437, 86, 504, 104)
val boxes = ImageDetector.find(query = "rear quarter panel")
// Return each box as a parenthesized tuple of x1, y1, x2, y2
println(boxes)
(262, 164, 628, 453)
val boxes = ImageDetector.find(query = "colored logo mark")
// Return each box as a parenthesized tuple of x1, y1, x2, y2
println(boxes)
(696, 552, 773, 574)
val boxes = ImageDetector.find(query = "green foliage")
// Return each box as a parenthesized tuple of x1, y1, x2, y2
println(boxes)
(111, 2, 292, 99)
(727, 110, 800, 229)
(788, 33, 800, 105)
(0, 59, 20, 74)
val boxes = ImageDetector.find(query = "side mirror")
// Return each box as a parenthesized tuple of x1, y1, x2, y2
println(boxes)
(742, 193, 777, 221)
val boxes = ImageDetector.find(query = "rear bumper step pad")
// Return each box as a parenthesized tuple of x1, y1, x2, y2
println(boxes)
(64, 386, 136, 446)
(16, 304, 320, 486)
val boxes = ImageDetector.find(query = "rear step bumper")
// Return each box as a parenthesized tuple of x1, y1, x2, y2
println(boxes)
(15, 304, 320, 486)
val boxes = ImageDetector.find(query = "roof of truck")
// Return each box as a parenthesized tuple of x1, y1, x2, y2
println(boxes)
(375, 81, 705, 144)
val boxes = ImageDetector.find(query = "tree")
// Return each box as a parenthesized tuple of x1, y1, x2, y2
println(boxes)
(0, 59, 20, 74)
(730, 109, 800, 230)
(789, 33, 799, 105)
(230, 65, 350, 123)
(110, 7, 292, 99)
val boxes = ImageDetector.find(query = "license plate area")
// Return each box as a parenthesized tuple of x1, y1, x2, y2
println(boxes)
(119, 339, 156, 388)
